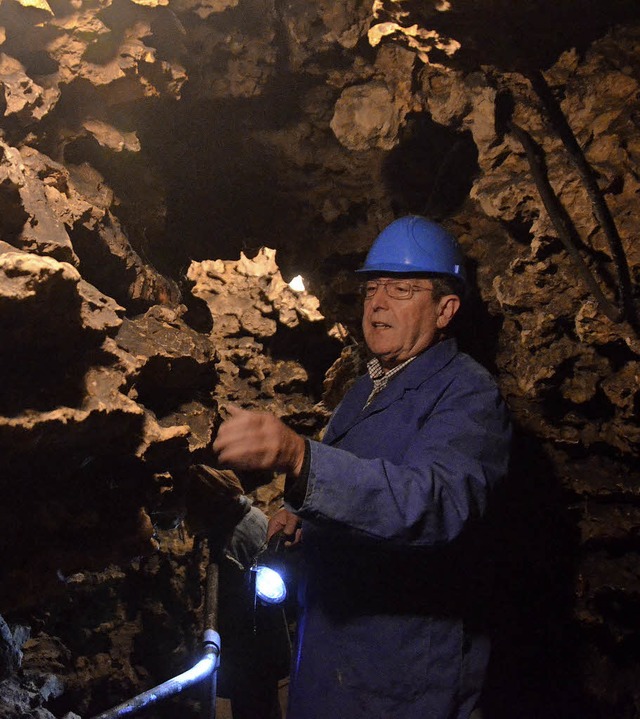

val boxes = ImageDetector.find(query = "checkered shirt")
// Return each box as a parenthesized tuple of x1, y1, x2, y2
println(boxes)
(364, 356, 416, 408)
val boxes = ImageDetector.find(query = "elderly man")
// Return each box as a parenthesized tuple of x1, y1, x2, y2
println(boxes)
(213, 216, 512, 719)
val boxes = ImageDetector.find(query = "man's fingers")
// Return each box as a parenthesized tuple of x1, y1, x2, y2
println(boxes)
(284, 512, 301, 535)
(212, 408, 249, 456)
(267, 512, 288, 541)
(267, 508, 300, 541)
(285, 527, 303, 548)
(222, 403, 244, 418)
(212, 407, 303, 474)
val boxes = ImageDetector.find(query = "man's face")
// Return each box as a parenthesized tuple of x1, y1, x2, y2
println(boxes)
(361, 277, 460, 369)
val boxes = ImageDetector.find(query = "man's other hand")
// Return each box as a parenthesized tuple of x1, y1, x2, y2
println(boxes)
(213, 404, 306, 476)
(267, 508, 302, 546)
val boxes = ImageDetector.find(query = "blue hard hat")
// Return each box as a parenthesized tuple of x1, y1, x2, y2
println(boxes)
(357, 215, 466, 286)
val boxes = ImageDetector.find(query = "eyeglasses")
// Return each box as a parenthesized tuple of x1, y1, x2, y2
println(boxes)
(360, 279, 434, 301)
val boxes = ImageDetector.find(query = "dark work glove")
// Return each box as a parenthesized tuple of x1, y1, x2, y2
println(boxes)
(184, 464, 249, 540)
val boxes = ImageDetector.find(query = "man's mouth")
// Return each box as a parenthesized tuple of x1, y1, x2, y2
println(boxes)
(372, 322, 391, 328)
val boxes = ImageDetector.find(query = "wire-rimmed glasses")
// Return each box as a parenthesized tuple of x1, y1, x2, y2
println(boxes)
(360, 279, 433, 301)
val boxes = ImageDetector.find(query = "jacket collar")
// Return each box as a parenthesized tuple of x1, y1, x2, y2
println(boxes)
(325, 338, 459, 444)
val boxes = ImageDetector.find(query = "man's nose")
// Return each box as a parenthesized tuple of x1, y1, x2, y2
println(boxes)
(369, 284, 389, 307)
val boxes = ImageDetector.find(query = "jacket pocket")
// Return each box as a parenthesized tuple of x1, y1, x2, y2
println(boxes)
(338, 614, 464, 702)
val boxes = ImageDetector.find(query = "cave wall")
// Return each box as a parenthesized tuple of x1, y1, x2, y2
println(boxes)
(1, 0, 640, 717)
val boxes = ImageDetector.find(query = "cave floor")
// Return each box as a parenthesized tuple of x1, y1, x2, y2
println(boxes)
(216, 677, 289, 718)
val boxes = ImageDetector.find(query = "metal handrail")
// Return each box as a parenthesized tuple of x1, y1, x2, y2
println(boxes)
(90, 561, 220, 719)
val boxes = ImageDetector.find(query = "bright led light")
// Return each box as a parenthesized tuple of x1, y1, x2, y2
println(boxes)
(288, 275, 305, 292)
(255, 565, 287, 605)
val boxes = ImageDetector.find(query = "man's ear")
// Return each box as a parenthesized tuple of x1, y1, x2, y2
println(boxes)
(436, 295, 461, 329)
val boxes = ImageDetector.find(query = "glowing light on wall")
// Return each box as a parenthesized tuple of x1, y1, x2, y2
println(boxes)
(289, 275, 305, 292)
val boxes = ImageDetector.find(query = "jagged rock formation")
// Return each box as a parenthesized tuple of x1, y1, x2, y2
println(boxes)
(1, 0, 640, 717)
(0, 235, 338, 718)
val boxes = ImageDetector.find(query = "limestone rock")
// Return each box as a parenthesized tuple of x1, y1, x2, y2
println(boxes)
(0, 53, 59, 123)
(0, 0, 639, 715)
(0, 249, 122, 413)
(113, 304, 219, 453)
(0, 617, 27, 680)
(82, 120, 141, 154)
(368, 19, 460, 66)
(187, 247, 340, 494)
(0, 142, 77, 264)
(330, 81, 406, 151)
(0, 258, 214, 611)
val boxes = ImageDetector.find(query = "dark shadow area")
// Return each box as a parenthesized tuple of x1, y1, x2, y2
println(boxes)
(125, 49, 341, 278)
(381, 113, 479, 220)
(595, 337, 640, 371)
(132, 356, 218, 419)
(52, 74, 322, 282)
(312, 251, 366, 335)
(0, 452, 149, 613)
(0, 184, 28, 243)
(482, 429, 589, 719)
(68, 210, 139, 296)
(268, 321, 344, 403)
(0, 283, 100, 415)
(542, 384, 617, 424)
(153, 96, 305, 275)
(453, 258, 504, 374)
(0, 350, 89, 416)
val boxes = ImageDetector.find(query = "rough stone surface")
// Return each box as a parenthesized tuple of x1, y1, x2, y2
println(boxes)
(188, 247, 338, 467)
(1, 0, 640, 717)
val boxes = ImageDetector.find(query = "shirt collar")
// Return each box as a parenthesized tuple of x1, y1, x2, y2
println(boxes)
(364, 355, 416, 407)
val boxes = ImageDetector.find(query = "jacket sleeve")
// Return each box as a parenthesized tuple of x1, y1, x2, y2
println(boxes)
(294, 374, 511, 547)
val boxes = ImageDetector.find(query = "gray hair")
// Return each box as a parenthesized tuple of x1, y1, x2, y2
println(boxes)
(428, 275, 464, 302)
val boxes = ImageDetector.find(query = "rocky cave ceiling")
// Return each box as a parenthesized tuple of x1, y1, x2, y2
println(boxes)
(1, 0, 640, 717)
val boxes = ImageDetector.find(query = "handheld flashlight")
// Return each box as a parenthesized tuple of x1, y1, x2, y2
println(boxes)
(251, 531, 290, 607)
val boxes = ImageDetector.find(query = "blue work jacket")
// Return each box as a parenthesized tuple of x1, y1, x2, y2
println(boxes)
(286, 338, 512, 719)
